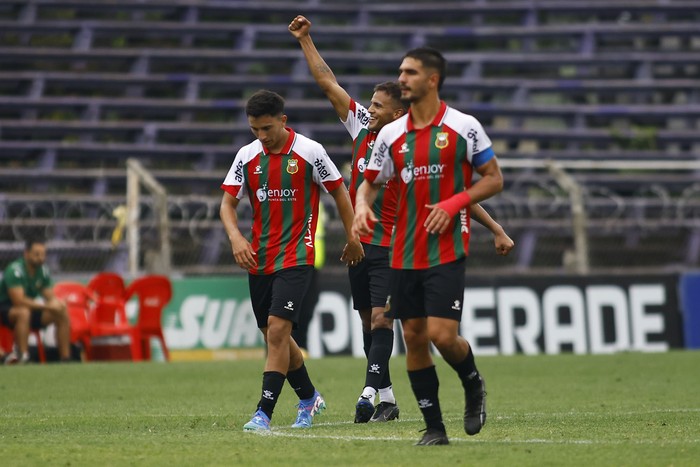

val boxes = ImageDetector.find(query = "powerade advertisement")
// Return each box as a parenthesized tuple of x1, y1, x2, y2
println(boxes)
(160, 273, 696, 360)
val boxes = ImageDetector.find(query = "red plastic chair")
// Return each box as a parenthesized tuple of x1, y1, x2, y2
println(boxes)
(0, 322, 46, 363)
(125, 275, 173, 361)
(87, 272, 142, 361)
(53, 282, 95, 361)
(0, 325, 13, 355)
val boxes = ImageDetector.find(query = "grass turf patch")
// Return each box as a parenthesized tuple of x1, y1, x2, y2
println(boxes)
(1, 351, 699, 466)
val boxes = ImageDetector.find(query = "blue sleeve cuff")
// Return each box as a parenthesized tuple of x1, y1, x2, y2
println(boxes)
(472, 147, 494, 168)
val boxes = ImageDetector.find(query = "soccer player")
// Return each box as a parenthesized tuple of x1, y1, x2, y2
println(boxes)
(220, 89, 364, 432)
(353, 47, 504, 445)
(290, 16, 514, 425)
(0, 236, 71, 364)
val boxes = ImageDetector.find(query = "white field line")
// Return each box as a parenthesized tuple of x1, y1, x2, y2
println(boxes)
(2, 407, 700, 420)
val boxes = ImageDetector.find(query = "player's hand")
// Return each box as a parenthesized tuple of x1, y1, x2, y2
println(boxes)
(288, 15, 311, 39)
(424, 204, 452, 235)
(231, 235, 257, 270)
(494, 231, 514, 256)
(352, 204, 377, 238)
(341, 238, 365, 267)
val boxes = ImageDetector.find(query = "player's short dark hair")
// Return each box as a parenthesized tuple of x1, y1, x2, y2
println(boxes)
(403, 47, 447, 91)
(25, 235, 46, 251)
(373, 81, 409, 112)
(245, 90, 285, 118)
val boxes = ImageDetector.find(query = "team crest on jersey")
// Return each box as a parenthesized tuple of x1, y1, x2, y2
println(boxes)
(435, 132, 449, 149)
(286, 158, 299, 174)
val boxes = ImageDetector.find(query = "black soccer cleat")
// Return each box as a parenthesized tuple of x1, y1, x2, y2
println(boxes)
(354, 397, 374, 423)
(370, 402, 400, 422)
(464, 373, 487, 435)
(415, 428, 449, 446)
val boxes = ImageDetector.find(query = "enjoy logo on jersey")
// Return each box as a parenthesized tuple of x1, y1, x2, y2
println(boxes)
(399, 160, 446, 184)
(356, 156, 366, 173)
(255, 182, 298, 202)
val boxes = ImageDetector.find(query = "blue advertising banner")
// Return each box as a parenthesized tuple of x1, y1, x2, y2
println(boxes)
(680, 273, 700, 349)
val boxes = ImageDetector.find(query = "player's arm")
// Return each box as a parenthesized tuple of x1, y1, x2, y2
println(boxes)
(220, 192, 257, 270)
(352, 180, 380, 238)
(40, 286, 65, 313)
(328, 184, 365, 266)
(7, 286, 47, 311)
(425, 157, 504, 235)
(470, 203, 515, 256)
(289, 15, 351, 120)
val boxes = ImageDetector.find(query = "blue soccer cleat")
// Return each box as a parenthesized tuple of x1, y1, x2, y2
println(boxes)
(243, 409, 271, 432)
(291, 391, 326, 428)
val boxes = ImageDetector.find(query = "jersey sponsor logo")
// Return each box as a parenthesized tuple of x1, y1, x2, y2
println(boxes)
(435, 132, 449, 149)
(398, 142, 409, 154)
(356, 156, 366, 173)
(304, 214, 314, 247)
(357, 107, 370, 127)
(460, 209, 469, 234)
(451, 299, 461, 310)
(253, 165, 262, 175)
(234, 160, 244, 183)
(286, 158, 299, 174)
(467, 128, 480, 153)
(255, 182, 299, 202)
(284, 300, 295, 311)
(400, 161, 447, 184)
(314, 157, 332, 180)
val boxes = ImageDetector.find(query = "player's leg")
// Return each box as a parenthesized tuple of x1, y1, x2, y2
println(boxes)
(40, 298, 71, 361)
(424, 258, 486, 436)
(3, 306, 31, 364)
(243, 272, 277, 431)
(392, 269, 448, 445)
(349, 250, 376, 422)
(365, 244, 399, 422)
(268, 266, 325, 428)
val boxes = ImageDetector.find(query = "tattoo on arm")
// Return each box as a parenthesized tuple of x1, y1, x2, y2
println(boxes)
(314, 63, 332, 74)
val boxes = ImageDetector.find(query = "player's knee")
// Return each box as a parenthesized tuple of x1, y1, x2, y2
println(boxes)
(266, 317, 292, 347)
(10, 306, 31, 325)
(370, 310, 392, 330)
(402, 326, 429, 349)
(428, 329, 456, 352)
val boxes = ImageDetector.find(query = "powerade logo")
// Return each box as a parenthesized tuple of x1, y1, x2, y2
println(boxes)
(400, 161, 446, 184)
(314, 157, 331, 180)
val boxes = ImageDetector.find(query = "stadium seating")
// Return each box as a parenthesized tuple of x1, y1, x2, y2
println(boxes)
(1, 0, 699, 274)
(86, 272, 142, 360)
(124, 275, 173, 361)
(53, 281, 95, 361)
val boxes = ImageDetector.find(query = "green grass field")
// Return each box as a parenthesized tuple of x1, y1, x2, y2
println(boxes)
(1, 352, 699, 466)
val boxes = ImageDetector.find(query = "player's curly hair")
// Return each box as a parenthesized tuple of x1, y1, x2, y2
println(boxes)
(245, 89, 285, 118)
